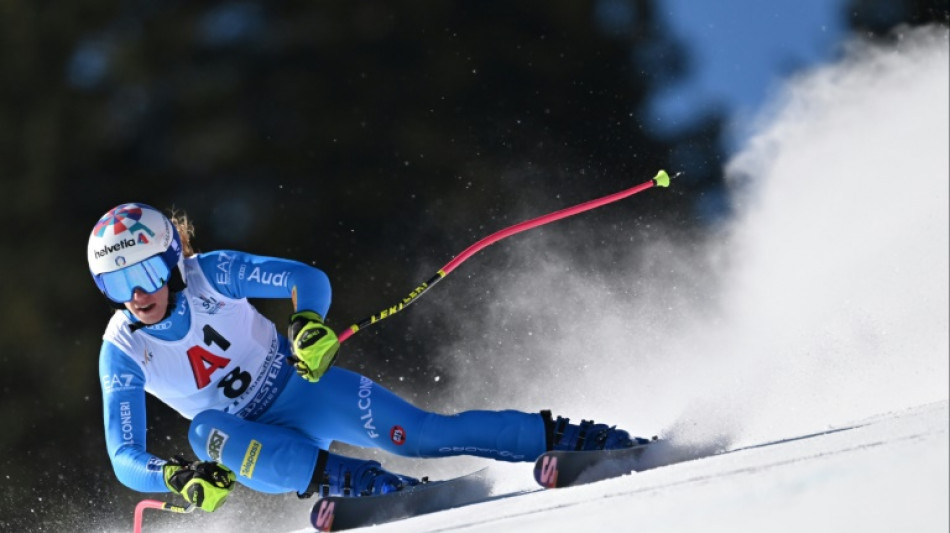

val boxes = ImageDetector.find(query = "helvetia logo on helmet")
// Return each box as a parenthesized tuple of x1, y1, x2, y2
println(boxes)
(94, 238, 137, 259)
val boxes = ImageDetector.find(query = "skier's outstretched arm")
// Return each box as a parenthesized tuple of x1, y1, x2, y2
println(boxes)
(99, 341, 168, 493)
(194, 250, 332, 317)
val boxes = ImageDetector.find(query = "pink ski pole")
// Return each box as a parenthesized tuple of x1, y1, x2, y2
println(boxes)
(133, 499, 195, 533)
(337, 170, 671, 343)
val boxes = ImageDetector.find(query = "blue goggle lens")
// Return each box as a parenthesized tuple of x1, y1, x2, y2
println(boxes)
(96, 255, 171, 303)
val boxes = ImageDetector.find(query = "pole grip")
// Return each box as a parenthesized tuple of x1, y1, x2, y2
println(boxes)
(133, 499, 196, 533)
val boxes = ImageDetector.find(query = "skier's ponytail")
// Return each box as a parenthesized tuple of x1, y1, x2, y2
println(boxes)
(168, 208, 197, 257)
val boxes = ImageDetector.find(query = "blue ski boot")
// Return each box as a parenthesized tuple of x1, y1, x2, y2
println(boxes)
(299, 450, 421, 498)
(349, 463, 420, 496)
(541, 410, 651, 451)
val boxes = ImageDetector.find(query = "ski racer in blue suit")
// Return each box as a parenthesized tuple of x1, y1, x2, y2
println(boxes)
(88, 203, 646, 512)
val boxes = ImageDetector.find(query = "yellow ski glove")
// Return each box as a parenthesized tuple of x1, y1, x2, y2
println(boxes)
(163, 456, 235, 512)
(288, 310, 340, 382)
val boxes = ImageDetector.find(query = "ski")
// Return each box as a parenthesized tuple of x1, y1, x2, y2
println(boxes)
(533, 439, 659, 488)
(310, 468, 491, 531)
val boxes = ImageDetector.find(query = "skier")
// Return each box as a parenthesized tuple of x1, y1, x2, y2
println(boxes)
(89, 203, 647, 512)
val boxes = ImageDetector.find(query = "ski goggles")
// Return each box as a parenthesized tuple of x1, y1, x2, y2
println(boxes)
(94, 254, 172, 303)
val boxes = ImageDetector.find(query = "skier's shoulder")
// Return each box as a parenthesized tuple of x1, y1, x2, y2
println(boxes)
(190, 249, 270, 295)
(186, 250, 245, 299)
(102, 309, 134, 344)
(100, 312, 145, 370)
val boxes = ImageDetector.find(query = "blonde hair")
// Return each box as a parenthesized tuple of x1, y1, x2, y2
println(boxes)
(169, 209, 197, 257)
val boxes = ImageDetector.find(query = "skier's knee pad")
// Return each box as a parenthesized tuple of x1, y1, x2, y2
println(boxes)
(188, 409, 236, 462)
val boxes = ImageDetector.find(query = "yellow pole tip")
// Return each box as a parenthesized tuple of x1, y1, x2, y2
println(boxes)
(653, 170, 671, 188)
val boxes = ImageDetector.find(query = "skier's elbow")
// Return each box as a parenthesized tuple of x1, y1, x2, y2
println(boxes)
(112, 467, 146, 492)
(109, 444, 165, 493)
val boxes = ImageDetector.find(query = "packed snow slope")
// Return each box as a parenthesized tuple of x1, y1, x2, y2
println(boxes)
(298, 401, 948, 533)
(122, 26, 948, 533)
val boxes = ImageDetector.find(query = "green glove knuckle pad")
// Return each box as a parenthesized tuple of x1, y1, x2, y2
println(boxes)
(297, 325, 327, 349)
(164, 458, 234, 512)
(185, 483, 204, 506)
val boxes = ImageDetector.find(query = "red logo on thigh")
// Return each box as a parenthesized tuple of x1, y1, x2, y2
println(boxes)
(390, 425, 406, 445)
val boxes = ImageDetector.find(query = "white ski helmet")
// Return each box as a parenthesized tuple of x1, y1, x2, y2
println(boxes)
(87, 203, 184, 303)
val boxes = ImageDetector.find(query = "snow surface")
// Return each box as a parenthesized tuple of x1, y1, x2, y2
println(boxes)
(126, 26, 949, 533)
(295, 402, 948, 533)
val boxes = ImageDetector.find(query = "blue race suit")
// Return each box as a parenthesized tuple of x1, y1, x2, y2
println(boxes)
(98, 250, 546, 494)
